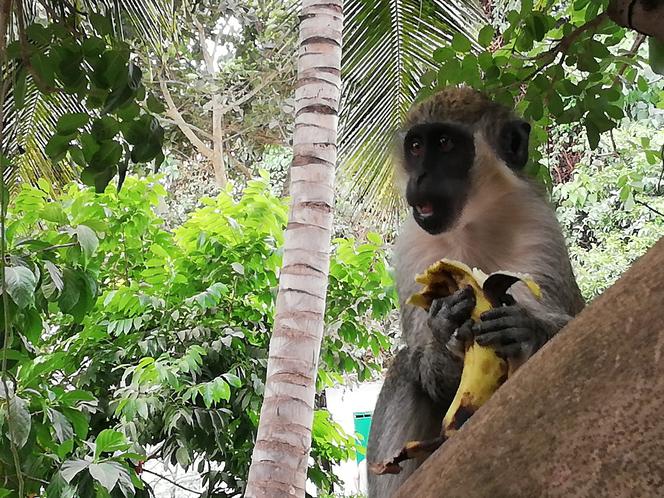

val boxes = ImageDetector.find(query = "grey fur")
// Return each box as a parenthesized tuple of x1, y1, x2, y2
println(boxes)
(366, 88, 584, 498)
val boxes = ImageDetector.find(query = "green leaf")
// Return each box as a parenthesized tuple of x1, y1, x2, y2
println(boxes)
(421, 69, 437, 86)
(80, 133, 101, 163)
(95, 429, 129, 459)
(30, 52, 56, 87)
(104, 85, 134, 113)
(89, 140, 123, 171)
(61, 407, 89, 439)
(81, 166, 117, 194)
(69, 145, 87, 167)
(45, 261, 64, 292)
(89, 462, 123, 492)
(91, 116, 120, 141)
(7, 396, 31, 448)
(13, 68, 27, 109)
(41, 202, 68, 224)
(82, 36, 106, 58)
(23, 308, 42, 344)
(26, 23, 51, 44)
(146, 94, 166, 113)
(432, 47, 454, 63)
(45, 134, 72, 163)
(58, 268, 97, 321)
(90, 13, 113, 37)
(175, 447, 190, 467)
(5, 266, 37, 308)
(451, 33, 472, 53)
(585, 120, 600, 150)
(61, 459, 91, 483)
(46, 471, 77, 498)
(76, 225, 99, 259)
(48, 408, 74, 444)
(224, 373, 242, 388)
(478, 25, 495, 48)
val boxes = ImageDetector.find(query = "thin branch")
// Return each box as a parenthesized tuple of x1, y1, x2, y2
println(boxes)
(33, 242, 78, 252)
(217, 69, 280, 115)
(0, 0, 12, 56)
(159, 79, 214, 160)
(520, 12, 610, 83)
(157, 116, 214, 140)
(635, 199, 664, 217)
(612, 33, 646, 85)
(657, 144, 664, 194)
(141, 468, 202, 494)
(536, 13, 609, 65)
(193, 16, 214, 74)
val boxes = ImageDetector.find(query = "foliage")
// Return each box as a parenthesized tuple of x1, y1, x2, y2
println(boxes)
(421, 1, 662, 187)
(2, 11, 166, 192)
(0, 174, 396, 497)
(340, 0, 664, 222)
(554, 120, 664, 300)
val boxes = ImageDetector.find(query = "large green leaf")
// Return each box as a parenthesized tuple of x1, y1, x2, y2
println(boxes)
(5, 266, 37, 309)
(7, 396, 31, 448)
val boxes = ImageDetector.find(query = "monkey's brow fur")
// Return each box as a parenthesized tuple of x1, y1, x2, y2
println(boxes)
(403, 86, 510, 128)
(366, 86, 585, 498)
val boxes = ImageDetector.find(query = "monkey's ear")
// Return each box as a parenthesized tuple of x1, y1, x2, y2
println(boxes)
(499, 120, 531, 170)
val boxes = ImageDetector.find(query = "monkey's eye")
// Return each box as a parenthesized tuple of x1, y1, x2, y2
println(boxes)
(408, 139, 423, 157)
(439, 135, 454, 152)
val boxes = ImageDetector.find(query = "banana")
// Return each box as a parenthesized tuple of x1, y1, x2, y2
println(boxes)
(369, 259, 540, 476)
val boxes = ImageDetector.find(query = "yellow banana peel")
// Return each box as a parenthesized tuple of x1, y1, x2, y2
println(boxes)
(369, 259, 541, 476)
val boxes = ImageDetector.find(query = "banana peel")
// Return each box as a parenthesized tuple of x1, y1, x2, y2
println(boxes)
(369, 259, 541, 476)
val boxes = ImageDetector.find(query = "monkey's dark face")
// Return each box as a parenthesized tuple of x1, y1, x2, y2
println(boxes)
(403, 123, 475, 234)
(403, 120, 531, 234)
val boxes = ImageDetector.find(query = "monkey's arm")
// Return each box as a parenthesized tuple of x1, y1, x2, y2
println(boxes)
(407, 287, 474, 403)
(366, 350, 446, 498)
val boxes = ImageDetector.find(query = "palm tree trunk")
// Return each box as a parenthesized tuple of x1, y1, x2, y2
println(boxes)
(245, 1, 343, 497)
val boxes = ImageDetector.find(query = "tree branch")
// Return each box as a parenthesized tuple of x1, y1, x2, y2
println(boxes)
(141, 468, 202, 494)
(612, 33, 646, 86)
(159, 79, 214, 160)
(193, 16, 214, 74)
(536, 12, 609, 66)
(157, 116, 214, 140)
(635, 199, 664, 217)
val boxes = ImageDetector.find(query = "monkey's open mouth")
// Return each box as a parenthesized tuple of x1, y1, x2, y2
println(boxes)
(415, 203, 435, 218)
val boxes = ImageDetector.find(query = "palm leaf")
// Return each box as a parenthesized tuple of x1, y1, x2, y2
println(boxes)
(339, 0, 485, 228)
(0, 1, 181, 189)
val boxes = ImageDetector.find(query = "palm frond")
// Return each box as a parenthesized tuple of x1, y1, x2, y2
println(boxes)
(2, 65, 82, 190)
(339, 0, 485, 228)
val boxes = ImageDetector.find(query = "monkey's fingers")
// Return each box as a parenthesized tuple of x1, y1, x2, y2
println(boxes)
(368, 437, 446, 476)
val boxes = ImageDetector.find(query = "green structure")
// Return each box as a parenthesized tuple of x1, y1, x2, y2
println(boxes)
(353, 411, 372, 463)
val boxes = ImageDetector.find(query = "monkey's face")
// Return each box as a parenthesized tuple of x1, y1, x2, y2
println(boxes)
(402, 119, 532, 234)
(403, 123, 475, 234)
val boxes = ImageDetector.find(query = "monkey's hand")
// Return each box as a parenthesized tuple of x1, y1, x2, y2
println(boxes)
(427, 286, 475, 352)
(472, 303, 553, 359)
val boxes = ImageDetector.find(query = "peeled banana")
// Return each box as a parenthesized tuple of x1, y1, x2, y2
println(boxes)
(369, 259, 541, 475)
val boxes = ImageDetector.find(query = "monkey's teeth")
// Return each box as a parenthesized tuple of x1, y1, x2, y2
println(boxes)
(416, 204, 434, 218)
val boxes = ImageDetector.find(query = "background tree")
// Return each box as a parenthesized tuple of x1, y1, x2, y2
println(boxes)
(245, 1, 344, 497)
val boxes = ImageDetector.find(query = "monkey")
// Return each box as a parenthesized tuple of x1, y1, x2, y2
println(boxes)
(365, 86, 585, 498)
